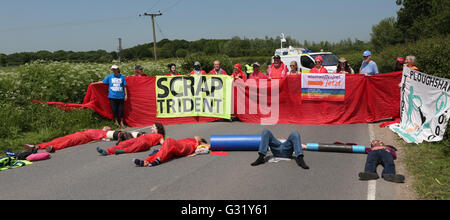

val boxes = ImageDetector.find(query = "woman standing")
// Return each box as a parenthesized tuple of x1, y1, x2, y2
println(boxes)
(334, 58, 355, 74)
(310, 56, 328, 73)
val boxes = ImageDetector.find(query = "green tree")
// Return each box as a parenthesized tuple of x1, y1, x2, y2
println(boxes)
(370, 17, 403, 51)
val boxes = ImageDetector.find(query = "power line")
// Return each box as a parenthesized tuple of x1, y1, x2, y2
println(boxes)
(0, 15, 138, 33)
(155, 20, 168, 39)
(140, 12, 163, 62)
(162, 0, 183, 13)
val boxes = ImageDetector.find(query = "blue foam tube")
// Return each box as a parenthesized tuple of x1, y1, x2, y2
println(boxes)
(210, 135, 262, 151)
(306, 143, 367, 154)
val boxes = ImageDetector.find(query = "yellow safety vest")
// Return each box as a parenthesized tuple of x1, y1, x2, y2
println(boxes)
(245, 64, 254, 74)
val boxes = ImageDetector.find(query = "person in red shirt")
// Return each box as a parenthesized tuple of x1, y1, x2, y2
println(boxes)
(134, 65, 148, 77)
(248, 62, 266, 79)
(232, 63, 247, 80)
(310, 56, 329, 73)
(267, 55, 288, 79)
(166, 63, 181, 76)
(24, 126, 112, 153)
(97, 123, 166, 156)
(133, 136, 207, 167)
(208, 60, 228, 75)
(190, 61, 207, 75)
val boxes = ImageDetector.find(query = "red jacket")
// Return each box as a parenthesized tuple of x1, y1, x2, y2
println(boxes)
(310, 66, 328, 73)
(208, 68, 228, 75)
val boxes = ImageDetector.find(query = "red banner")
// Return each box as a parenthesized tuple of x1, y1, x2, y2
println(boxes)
(43, 72, 402, 126)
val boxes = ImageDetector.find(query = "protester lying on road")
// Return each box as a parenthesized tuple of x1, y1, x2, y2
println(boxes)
(251, 129, 309, 169)
(97, 123, 165, 156)
(133, 136, 207, 167)
(358, 140, 405, 183)
(24, 126, 113, 153)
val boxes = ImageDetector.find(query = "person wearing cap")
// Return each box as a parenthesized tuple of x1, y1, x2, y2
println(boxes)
(310, 56, 328, 73)
(394, 57, 405, 72)
(166, 63, 181, 76)
(248, 62, 266, 79)
(208, 60, 228, 75)
(267, 55, 288, 79)
(133, 65, 148, 77)
(190, 61, 207, 75)
(405, 55, 420, 71)
(359, 51, 379, 76)
(334, 57, 355, 74)
(102, 65, 128, 129)
(232, 63, 247, 80)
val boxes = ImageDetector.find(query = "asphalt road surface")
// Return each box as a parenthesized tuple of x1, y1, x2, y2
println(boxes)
(0, 122, 400, 200)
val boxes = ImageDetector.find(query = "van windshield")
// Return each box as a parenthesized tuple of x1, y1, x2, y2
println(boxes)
(310, 54, 339, 66)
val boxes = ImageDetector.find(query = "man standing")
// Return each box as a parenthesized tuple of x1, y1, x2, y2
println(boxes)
(359, 51, 379, 76)
(209, 60, 228, 75)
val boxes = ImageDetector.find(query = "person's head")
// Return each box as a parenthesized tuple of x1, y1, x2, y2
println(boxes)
(134, 65, 144, 74)
(151, 122, 166, 138)
(233, 63, 242, 73)
(102, 126, 112, 131)
(371, 140, 384, 147)
(193, 61, 201, 71)
(396, 57, 405, 67)
(273, 55, 281, 65)
(315, 56, 324, 68)
(247, 59, 252, 64)
(337, 57, 349, 70)
(405, 55, 416, 67)
(168, 63, 176, 73)
(290, 61, 298, 71)
(111, 65, 120, 75)
(363, 51, 372, 62)
(253, 62, 261, 71)
(213, 60, 221, 70)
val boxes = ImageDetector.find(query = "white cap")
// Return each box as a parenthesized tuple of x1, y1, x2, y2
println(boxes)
(111, 64, 119, 69)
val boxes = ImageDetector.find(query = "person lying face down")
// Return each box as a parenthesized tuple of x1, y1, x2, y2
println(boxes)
(97, 123, 165, 156)
(24, 126, 112, 153)
(132, 136, 208, 167)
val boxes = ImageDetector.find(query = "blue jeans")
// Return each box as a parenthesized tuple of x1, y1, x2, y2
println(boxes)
(364, 150, 396, 176)
(258, 129, 304, 158)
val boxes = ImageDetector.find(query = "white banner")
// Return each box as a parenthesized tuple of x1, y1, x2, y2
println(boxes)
(389, 67, 450, 143)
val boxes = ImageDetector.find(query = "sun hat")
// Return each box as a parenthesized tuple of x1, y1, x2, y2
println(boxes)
(111, 64, 119, 69)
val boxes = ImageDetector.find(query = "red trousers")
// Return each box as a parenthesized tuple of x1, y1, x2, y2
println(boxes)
(38, 129, 106, 151)
(106, 133, 163, 155)
(145, 138, 197, 164)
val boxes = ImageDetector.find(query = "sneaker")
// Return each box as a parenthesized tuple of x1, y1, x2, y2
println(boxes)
(383, 174, 405, 183)
(24, 144, 37, 151)
(251, 154, 266, 166)
(133, 158, 145, 167)
(45, 146, 55, 153)
(295, 155, 310, 169)
(358, 172, 380, 181)
(96, 147, 108, 156)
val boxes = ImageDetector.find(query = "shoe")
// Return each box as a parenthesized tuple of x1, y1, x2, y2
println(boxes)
(24, 144, 37, 151)
(295, 155, 310, 169)
(96, 147, 108, 156)
(251, 154, 266, 166)
(114, 150, 125, 155)
(45, 146, 55, 153)
(383, 174, 405, 183)
(133, 158, 145, 167)
(358, 172, 380, 181)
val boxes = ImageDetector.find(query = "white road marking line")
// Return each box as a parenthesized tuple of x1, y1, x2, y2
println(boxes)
(367, 124, 377, 200)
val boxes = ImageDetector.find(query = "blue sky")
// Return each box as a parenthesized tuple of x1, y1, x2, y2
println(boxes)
(0, 0, 401, 54)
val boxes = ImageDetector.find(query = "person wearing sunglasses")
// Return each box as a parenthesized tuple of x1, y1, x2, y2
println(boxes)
(310, 56, 328, 73)
(359, 51, 379, 76)
(287, 61, 301, 75)
(334, 57, 355, 74)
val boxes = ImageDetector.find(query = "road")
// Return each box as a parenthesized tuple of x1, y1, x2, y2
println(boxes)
(0, 122, 401, 200)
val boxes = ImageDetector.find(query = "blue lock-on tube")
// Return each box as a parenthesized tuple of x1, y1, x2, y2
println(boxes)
(210, 134, 262, 151)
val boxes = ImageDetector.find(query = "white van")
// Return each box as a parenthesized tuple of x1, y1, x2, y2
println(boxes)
(274, 47, 339, 73)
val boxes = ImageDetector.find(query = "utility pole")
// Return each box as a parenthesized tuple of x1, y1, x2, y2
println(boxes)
(141, 11, 162, 62)
(118, 38, 122, 63)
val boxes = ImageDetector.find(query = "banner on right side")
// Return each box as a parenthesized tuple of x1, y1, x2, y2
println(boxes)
(389, 67, 450, 144)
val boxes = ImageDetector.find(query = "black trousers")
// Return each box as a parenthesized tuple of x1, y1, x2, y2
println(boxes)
(109, 98, 124, 119)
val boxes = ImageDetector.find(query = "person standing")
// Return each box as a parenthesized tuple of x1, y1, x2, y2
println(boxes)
(245, 59, 254, 78)
(310, 56, 329, 73)
(166, 63, 181, 76)
(405, 55, 420, 71)
(209, 60, 228, 75)
(134, 65, 148, 77)
(359, 51, 379, 76)
(248, 62, 266, 79)
(287, 61, 301, 75)
(102, 65, 128, 129)
(394, 57, 405, 72)
(267, 55, 288, 79)
(334, 57, 355, 74)
(190, 61, 207, 75)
